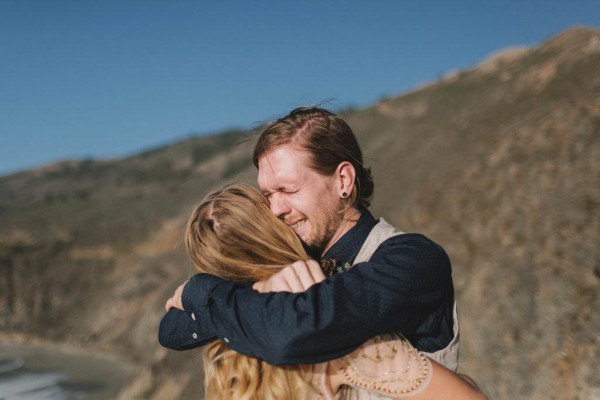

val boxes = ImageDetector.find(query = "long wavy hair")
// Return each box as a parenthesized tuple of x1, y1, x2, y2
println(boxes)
(185, 182, 315, 399)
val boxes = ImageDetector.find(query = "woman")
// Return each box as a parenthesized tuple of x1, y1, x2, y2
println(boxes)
(180, 182, 486, 399)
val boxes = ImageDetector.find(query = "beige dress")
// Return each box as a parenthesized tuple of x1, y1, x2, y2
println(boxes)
(313, 334, 433, 399)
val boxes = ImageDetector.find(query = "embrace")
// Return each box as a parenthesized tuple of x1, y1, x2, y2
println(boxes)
(159, 107, 487, 399)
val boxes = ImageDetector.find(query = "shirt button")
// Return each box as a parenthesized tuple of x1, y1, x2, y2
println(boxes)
(191, 313, 196, 321)
(192, 333, 198, 339)
(223, 337, 230, 343)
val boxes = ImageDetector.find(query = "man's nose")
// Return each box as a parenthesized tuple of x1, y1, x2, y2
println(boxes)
(269, 193, 291, 219)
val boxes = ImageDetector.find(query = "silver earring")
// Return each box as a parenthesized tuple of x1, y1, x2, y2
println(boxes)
(342, 192, 348, 198)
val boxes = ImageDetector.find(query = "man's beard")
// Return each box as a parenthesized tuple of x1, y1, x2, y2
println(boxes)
(301, 216, 341, 259)
(303, 240, 327, 259)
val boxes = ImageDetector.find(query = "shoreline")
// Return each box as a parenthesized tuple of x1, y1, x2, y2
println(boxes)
(0, 340, 138, 400)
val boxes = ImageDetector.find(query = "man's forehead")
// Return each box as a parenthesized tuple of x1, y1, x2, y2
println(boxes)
(259, 146, 311, 170)
(257, 145, 311, 188)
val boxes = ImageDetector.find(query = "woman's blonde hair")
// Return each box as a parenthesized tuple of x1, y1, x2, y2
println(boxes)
(185, 182, 315, 399)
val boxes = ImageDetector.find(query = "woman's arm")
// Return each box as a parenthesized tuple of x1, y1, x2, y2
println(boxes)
(324, 335, 487, 399)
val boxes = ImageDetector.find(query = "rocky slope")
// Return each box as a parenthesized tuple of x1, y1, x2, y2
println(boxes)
(1, 27, 598, 399)
(353, 26, 599, 399)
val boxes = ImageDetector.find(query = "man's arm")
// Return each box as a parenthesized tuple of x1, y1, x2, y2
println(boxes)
(158, 308, 216, 350)
(159, 261, 324, 350)
(171, 234, 453, 365)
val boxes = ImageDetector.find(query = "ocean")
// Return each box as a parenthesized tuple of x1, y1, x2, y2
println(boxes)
(0, 358, 84, 399)
(0, 343, 134, 400)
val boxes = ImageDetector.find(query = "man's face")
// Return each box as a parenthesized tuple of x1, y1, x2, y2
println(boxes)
(257, 144, 343, 257)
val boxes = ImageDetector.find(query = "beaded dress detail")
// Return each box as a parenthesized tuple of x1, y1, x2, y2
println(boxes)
(314, 334, 433, 399)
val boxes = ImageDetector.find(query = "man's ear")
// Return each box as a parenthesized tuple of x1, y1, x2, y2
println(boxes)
(336, 161, 356, 199)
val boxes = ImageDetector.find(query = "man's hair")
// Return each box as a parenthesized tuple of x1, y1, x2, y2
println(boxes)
(253, 106, 374, 208)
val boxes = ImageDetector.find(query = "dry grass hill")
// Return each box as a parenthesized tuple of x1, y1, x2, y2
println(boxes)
(1, 26, 598, 399)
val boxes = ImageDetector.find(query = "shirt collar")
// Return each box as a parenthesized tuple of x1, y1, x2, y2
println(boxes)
(321, 208, 377, 273)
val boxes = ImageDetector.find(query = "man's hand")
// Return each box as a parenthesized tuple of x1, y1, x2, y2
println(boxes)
(253, 260, 325, 293)
(165, 281, 187, 311)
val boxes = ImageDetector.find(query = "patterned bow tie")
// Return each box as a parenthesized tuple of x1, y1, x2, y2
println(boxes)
(320, 258, 338, 277)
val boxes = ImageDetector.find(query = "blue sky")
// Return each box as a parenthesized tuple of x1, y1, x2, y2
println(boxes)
(1, 1, 598, 175)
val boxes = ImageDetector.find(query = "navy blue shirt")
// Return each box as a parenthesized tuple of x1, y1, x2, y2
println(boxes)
(159, 209, 455, 365)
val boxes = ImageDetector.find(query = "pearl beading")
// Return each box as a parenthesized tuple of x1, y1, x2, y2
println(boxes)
(337, 336, 431, 396)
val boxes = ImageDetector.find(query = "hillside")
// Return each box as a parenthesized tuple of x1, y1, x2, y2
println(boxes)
(1, 26, 598, 399)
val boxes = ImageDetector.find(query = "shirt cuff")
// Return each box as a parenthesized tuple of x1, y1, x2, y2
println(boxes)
(158, 308, 214, 350)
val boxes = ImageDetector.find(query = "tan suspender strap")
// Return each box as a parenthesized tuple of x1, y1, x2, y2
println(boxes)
(353, 218, 460, 372)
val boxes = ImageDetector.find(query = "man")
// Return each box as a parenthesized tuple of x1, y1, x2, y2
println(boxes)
(159, 106, 458, 370)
